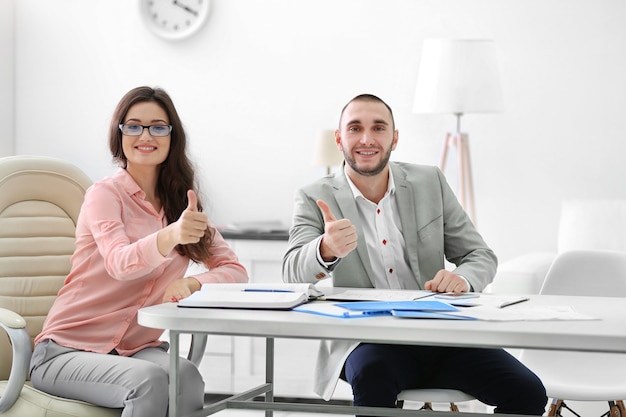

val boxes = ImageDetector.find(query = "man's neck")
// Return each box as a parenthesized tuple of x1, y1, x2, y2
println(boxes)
(347, 165, 390, 204)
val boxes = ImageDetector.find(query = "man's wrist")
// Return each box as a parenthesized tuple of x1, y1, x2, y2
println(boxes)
(458, 275, 472, 292)
(316, 237, 340, 268)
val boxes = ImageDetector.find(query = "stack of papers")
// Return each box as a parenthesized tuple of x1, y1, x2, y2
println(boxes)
(178, 283, 323, 310)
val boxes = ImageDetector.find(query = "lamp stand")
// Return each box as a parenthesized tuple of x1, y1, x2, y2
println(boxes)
(438, 114, 476, 224)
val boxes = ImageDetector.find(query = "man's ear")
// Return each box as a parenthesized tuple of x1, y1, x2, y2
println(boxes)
(335, 129, 343, 151)
(391, 129, 399, 150)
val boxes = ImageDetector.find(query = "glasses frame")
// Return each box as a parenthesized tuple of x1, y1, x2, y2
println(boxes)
(118, 124, 173, 137)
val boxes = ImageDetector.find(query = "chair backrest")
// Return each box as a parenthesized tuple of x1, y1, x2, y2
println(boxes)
(540, 249, 626, 297)
(0, 155, 92, 380)
(558, 200, 626, 253)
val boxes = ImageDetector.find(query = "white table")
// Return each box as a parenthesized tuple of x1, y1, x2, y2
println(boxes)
(138, 290, 626, 417)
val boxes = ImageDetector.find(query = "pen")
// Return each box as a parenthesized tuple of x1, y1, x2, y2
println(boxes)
(413, 292, 438, 300)
(242, 289, 295, 293)
(499, 297, 530, 308)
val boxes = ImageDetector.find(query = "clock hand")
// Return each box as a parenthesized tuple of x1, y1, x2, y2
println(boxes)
(172, 0, 198, 16)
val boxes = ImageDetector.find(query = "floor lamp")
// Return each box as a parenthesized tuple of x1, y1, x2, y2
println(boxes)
(440, 114, 476, 222)
(413, 38, 503, 225)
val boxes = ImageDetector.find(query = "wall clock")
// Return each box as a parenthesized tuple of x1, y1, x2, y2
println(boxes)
(140, 0, 211, 41)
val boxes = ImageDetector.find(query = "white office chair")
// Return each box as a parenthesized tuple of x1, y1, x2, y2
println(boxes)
(0, 155, 208, 416)
(397, 388, 475, 411)
(518, 249, 626, 417)
(334, 376, 474, 412)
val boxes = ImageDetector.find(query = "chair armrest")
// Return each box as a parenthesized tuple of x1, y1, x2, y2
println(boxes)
(187, 333, 207, 367)
(0, 308, 31, 413)
(485, 252, 556, 295)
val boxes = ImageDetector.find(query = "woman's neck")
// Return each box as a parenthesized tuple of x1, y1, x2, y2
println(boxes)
(126, 165, 161, 212)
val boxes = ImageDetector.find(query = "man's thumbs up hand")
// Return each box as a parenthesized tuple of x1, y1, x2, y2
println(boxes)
(316, 199, 357, 261)
(317, 199, 337, 223)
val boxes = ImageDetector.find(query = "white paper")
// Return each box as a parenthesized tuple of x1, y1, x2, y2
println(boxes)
(447, 305, 598, 321)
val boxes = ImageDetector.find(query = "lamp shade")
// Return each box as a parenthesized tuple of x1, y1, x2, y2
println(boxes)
(313, 129, 343, 168)
(413, 39, 503, 115)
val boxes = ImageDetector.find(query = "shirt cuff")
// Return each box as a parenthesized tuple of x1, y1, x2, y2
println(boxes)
(316, 236, 340, 269)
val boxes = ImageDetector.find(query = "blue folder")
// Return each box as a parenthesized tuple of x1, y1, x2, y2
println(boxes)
(294, 300, 466, 320)
(293, 303, 392, 318)
(391, 310, 477, 320)
(334, 300, 459, 313)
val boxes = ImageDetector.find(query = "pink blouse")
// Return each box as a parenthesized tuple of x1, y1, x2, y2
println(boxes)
(35, 168, 248, 356)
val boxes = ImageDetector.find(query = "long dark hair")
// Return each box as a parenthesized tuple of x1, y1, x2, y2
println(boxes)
(108, 86, 213, 262)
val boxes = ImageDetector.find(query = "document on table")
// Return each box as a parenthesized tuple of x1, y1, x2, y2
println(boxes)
(439, 293, 530, 308)
(442, 305, 599, 322)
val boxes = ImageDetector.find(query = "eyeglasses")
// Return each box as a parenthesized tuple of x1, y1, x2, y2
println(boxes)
(118, 124, 172, 137)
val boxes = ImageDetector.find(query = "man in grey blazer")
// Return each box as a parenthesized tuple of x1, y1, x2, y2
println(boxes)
(283, 94, 547, 416)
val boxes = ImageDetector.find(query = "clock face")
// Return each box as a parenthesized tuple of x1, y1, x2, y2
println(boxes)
(141, 0, 211, 41)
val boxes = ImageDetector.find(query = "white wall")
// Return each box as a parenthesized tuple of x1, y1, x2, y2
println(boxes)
(10, 0, 626, 262)
(0, 0, 15, 157)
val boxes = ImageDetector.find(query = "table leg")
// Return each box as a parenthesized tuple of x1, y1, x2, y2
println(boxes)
(170, 330, 181, 417)
(265, 337, 274, 417)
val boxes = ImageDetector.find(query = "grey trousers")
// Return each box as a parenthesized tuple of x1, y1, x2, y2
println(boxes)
(30, 339, 204, 417)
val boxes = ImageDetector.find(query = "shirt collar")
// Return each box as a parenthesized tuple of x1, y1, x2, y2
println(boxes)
(343, 164, 396, 201)
(114, 168, 145, 199)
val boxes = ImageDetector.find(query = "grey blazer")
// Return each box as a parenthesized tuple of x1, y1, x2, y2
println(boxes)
(282, 162, 497, 399)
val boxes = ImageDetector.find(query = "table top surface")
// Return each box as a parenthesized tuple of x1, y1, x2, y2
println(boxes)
(138, 289, 626, 354)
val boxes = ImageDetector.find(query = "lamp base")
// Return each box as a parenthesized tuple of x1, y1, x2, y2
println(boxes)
(439, 132, 476, 224)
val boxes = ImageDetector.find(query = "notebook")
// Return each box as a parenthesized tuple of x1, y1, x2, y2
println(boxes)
(178, 283, 322, 310)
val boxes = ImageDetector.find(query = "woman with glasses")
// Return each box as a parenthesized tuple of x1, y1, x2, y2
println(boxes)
(29, 86, 248, 417)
